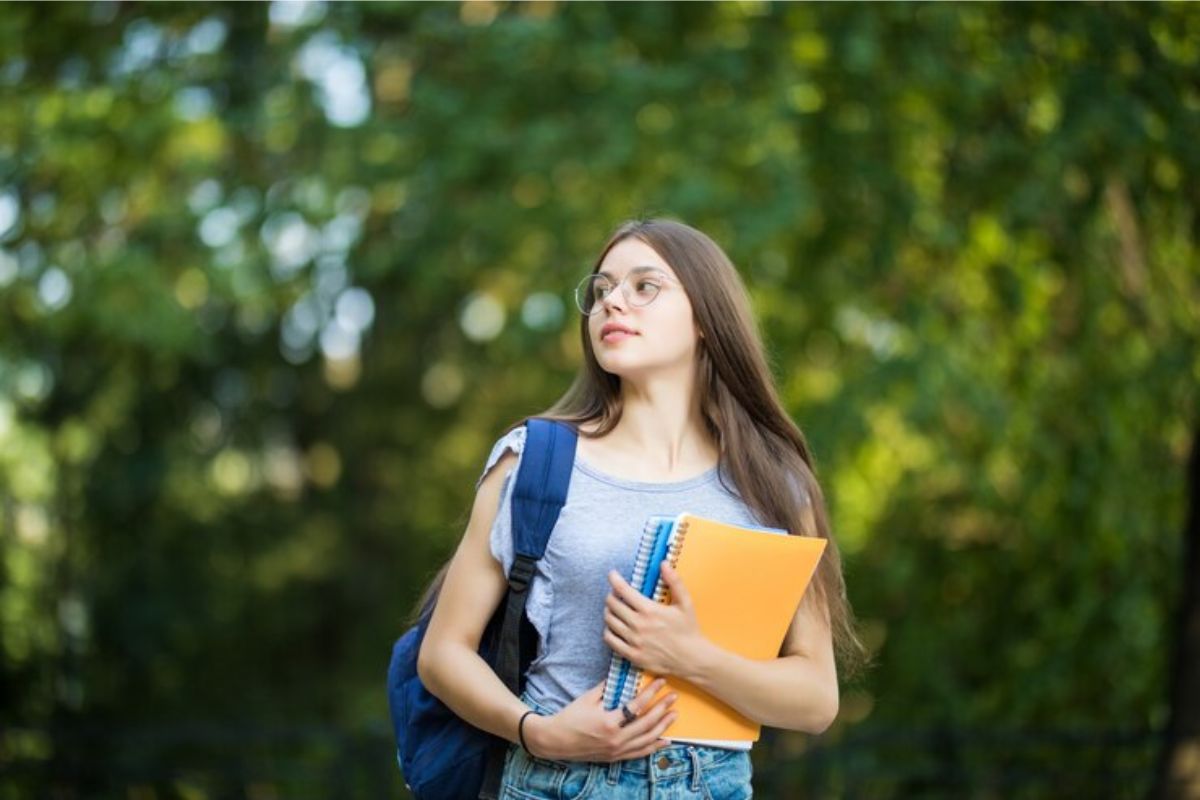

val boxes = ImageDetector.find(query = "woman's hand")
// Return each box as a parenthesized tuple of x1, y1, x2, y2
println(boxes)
(602, 562, 703, 678)
(525, 678, 677, 763)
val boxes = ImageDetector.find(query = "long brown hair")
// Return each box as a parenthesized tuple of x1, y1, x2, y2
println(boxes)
(415, 217, 869, 682)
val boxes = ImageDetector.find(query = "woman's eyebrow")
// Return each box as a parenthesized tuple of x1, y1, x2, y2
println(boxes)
(597, 265, 664, 279)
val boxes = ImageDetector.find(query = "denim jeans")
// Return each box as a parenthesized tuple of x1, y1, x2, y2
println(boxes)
(501, 692, 754, 800)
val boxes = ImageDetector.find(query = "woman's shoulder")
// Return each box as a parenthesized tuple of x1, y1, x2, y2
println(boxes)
(475, 423, 528, 491)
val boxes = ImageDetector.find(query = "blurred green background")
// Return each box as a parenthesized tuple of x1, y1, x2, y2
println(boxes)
(1, 1, 1197, 798)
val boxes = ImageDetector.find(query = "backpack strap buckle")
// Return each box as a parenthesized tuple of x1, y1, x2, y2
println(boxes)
(508, 554, 536, 593)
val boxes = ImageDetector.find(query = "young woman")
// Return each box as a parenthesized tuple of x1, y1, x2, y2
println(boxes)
(417, 218, 864, 799)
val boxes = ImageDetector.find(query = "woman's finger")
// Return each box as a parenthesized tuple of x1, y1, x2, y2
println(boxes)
(607, 571, 657, 613)
(609, 677, 665, 729)
(630, 677, 669, 714)
(618, 691, 677, 739)
(615, 710, 678, 760)
(604, 609, 636, 644)
(603, 628, 631, 659)
(659, 562, 694, 613)
(623, 705, 677, 750)
(606, 593, 638, 628)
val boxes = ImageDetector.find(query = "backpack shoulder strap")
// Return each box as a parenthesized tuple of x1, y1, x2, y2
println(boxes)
(509, 417, 578, 572)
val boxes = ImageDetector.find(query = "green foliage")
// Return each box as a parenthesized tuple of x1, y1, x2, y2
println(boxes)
(0, 1, 1196, 796)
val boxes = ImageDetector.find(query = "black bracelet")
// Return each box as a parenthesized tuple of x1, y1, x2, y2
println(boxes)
(518, 709, 537, 755)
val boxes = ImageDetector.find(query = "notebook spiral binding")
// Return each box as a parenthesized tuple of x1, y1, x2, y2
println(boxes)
(654, 516, 689, 605)
(601, 516, 663, 712)
(632, 516, 689, 698)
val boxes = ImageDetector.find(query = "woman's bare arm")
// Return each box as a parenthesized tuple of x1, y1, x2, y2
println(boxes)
(416, 450, 532, 745)
(680, 590, 840, 734)
(675, 498, 839, 733)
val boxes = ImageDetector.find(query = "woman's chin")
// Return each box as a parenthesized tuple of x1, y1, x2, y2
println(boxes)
(597, 357, 656, 377)
(596, 355, 634, 374)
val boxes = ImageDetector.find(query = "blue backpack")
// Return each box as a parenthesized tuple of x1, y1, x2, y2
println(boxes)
(387, 417, 578, 800)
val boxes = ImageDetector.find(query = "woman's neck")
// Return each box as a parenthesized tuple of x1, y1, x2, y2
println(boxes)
(581, 380, 718, 479)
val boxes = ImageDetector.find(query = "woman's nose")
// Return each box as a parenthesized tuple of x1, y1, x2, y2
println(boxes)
(599, 283, 628, 313)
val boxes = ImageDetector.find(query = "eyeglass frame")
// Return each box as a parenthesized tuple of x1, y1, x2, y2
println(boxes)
(573, 266, 681, 315)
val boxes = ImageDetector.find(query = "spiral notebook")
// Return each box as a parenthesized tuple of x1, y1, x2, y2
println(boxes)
(601, 512, 827, 749)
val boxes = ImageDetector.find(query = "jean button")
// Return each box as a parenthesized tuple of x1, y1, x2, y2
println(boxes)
(657, 755, 671, 770)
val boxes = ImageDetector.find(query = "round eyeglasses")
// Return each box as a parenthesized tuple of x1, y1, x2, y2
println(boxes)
(574, 268, 677, 315)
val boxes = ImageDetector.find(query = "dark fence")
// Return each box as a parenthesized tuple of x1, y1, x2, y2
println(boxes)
(753, 725, 1162, 799)
(0, 722, 1162, 799)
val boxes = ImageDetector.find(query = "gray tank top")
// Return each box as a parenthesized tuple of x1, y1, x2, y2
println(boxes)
(477, 424, 772, 716)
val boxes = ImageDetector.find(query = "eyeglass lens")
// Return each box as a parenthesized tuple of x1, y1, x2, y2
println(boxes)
(575, 271, 667, 314)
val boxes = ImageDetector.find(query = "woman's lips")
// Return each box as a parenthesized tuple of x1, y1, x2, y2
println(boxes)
(601, 330, 637, 343)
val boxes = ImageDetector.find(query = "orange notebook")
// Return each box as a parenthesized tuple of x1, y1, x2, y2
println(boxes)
(606, 513, 827, 749)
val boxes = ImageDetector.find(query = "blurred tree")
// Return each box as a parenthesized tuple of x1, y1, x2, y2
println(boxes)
(1154, 427, 1200, 800)
(0, 1, 1195, 796)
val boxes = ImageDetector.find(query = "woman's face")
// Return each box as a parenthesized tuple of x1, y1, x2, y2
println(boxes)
(586, 238, 701, 379)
